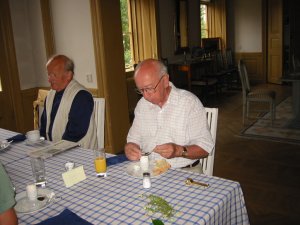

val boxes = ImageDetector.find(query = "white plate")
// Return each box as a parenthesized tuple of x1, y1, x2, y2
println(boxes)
(25, 137, 45, 146)
(14, 188, 55, 214)
(125, 161, 168, 178)
(0, 140, 10, 151)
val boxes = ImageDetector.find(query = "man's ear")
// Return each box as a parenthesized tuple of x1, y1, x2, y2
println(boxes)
(66, 71, 73, 81)
(163, 74, 170, 87)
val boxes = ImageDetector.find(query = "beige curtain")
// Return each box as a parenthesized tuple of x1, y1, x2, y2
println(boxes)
(207, 0, 227, 50)
(129, 0, 158, 63)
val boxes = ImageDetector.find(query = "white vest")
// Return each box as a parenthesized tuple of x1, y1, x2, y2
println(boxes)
(45, 79, 97, 149)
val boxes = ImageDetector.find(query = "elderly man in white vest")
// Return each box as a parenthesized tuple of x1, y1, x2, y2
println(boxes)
(40, 54, 97, 149)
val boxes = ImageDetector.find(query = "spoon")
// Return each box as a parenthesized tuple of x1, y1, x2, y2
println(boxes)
(185, 178, 209, 188)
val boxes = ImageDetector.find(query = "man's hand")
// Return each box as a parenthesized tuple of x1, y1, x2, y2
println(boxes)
(153, 143, 180, 159)
(124, 142, 142, 161)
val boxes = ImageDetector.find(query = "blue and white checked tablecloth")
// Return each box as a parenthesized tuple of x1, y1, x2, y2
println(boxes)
(0, 128, 249, 225)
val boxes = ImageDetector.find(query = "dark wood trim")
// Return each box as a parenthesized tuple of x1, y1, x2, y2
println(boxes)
(40, 0, 55, 58)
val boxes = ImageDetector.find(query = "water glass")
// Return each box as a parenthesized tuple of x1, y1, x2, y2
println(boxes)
(30, 157, 46, 186)
(94, 148, 107, 177)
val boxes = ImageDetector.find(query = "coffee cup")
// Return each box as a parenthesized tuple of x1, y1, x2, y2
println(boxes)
(26, 130, 40, 142)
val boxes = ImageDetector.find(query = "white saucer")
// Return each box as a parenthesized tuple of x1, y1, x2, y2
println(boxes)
(0, 140, 11, 151)
(25, 137, 45, 146)
(14, 188, 55, 214)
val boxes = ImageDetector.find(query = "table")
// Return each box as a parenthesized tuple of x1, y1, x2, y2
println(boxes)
(282, 73, 300, 128)
(0, 128, 249, 225)
(170, 58, 213, 91)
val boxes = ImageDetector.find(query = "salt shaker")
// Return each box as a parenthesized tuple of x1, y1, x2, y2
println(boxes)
(140, 155, 149, 172)
(143, 172, 151, 189)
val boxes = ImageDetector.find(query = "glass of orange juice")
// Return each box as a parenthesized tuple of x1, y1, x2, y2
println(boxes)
(94, 148, 107, 177)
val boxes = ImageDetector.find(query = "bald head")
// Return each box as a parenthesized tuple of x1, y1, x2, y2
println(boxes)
(46, 55, 74, 75)
(46, 54, 74, 92)
(134, 59, 167, 79)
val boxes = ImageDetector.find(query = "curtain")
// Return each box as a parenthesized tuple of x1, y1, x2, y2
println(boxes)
(207, 0, 227, 50)
(129, 0, 158, 63)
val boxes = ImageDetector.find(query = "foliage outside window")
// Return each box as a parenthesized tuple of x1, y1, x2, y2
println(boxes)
(120, 0, 133, 69)
(200, 4, 208, 38)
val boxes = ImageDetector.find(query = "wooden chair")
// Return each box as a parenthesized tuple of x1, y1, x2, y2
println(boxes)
(93, 98, 105, 148)
(191, 63, 218, 103)
(33, 89, 49, 129)
(238, 60, 276, 126)
(200, 107, 218, 176)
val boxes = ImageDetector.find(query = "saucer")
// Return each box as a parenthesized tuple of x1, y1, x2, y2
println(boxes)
(15, 188, 55, 214)
(25, 137, 45, 146)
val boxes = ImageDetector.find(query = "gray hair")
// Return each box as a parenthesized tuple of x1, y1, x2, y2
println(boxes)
(46, 54, 75, 74)
(134, 58, 168, 78)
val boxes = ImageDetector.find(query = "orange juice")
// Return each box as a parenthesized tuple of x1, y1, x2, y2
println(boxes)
(94, 157, 106, 173)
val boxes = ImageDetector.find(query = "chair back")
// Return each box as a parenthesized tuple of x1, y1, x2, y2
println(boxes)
(33, 89, 49, 129)
(224, 48, 235, 69)
(238, 60, 251, 98)
(93, 98, 105, 148)
(200, 107, 218, 176)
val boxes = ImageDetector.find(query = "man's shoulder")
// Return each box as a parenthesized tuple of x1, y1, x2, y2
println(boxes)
(171, 86, 201, 105)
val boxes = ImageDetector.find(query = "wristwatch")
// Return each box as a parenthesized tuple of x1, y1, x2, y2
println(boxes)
(181, 146, 188, 157)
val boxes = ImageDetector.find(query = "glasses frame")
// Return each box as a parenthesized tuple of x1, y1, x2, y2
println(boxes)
(135, 75, 165, 95)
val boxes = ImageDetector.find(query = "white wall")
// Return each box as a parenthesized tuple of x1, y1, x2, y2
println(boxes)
(9, 0, 47, 90)
(50, 0, 97, 89)
(229, 0, 262, 52)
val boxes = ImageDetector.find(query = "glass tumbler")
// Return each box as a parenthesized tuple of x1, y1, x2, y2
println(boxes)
(94, 148, 107, 177)
(30, 157, 46, 187)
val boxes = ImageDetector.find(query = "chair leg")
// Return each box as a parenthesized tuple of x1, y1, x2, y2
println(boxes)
(243, 102, 246, 125)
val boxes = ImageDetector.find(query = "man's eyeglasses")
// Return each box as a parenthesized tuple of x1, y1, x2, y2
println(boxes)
(135, 75, 165, 95)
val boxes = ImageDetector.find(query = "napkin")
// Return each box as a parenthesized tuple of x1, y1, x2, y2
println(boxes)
(36, 208, 93, 225)
(107, 154, 128, 166)
(6, 134, 26, 143)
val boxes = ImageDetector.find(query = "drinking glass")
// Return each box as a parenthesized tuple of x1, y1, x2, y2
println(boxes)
(94, 148, 107, 177)
(30, 157, 46, 187)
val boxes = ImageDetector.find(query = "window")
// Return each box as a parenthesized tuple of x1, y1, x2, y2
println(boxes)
(120, 0, 133, 69)
(200, 4, 208, 38)
(120, 0, 158, 70)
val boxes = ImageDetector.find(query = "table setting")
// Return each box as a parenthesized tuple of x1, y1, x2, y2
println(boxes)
(0, 128, 249, 225)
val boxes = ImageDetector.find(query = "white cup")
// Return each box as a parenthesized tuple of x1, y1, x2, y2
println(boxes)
(26, 130, 40, 142)
(26, 184, 37, 201)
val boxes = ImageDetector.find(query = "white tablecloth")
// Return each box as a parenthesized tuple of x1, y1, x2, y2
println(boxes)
(0, 128, 249, 225)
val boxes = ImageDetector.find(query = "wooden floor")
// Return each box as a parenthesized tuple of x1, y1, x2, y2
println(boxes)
(204, 83, 300, 225)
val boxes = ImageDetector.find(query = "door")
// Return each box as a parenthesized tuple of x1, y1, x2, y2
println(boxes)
(0, 0, 23, 132)
(0, 29, 17, 131)
(267, 0, 283, 84)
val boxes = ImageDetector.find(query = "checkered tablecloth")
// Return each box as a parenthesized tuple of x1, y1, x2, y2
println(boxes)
(0, 128, 249, 225)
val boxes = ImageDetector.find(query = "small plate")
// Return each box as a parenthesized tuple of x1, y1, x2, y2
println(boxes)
(125, 161, 169, 178)
(0, 140, 11, 151)
(14, 188, 55, 214)
(25, 137, 45, 146)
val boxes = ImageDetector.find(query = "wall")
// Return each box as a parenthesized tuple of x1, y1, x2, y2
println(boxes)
(228, 0, 262, 52)
(227, 0, 264, 82)
(50, 0, 97, 89)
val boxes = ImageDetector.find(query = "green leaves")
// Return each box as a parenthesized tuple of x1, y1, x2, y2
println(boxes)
(141, 194, 178, 224)
(152, 219, 164, 225)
